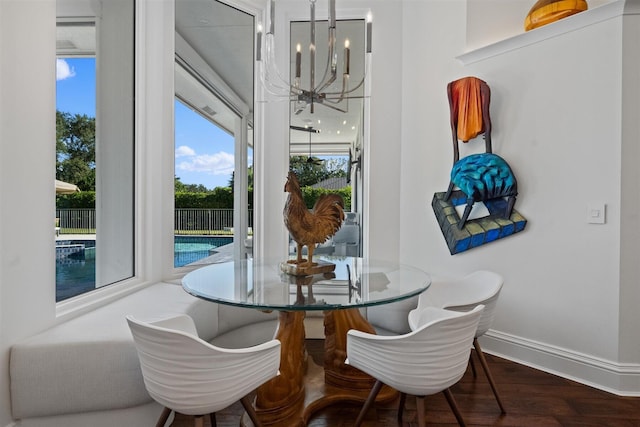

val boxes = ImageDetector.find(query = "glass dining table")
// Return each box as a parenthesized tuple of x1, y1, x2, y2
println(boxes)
(182, 255, 430, 426)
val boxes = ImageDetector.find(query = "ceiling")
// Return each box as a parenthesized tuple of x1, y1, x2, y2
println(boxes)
(56, 22, 96, 55)
(175, 0, 254, 136)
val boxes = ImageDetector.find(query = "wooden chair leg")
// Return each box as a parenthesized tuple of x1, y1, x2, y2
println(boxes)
(193, 415, 205, 427)
(474, 338, 506, 414)
(241, 395, 262, 427)
(415, 396, 427, 427)
(397, 392, 407, 424)
(155, 407, 172, 427)
(443, 388, 466, 427)
(209, 412, 217, 427)
(354, 379, 383, 427)
(469, 351, 478, 377)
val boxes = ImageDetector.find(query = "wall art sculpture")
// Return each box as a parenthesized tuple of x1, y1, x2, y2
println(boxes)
(433, 77, 527, 255)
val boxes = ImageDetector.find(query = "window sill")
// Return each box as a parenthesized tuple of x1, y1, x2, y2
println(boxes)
(456, 0, 629, 65)
(55, 277, 152, 321)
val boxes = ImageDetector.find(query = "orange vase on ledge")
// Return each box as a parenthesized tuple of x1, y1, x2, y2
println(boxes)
(524, 0, 588, 31)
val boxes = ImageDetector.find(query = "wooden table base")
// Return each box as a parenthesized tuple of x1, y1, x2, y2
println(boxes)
(241, 359, 397, 427)
(241, 309, 397, 427)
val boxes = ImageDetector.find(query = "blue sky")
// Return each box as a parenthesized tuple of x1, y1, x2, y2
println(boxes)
(56, 57, 96, 116)
(174, 100, 237, 190)
(56, 57, 237, 190)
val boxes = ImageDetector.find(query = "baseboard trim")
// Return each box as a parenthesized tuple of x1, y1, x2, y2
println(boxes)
(481, 330, 640, 396)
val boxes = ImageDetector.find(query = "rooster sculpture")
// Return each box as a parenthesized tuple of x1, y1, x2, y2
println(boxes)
(284, 171, 345, 267)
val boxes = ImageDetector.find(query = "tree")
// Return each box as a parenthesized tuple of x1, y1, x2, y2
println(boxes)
(175, 176, 210, 193)
(289, 156, 347, 187)
(175, 176, 188, 193)
(228, 165, 254, 191)
(56, 111, 96, 191)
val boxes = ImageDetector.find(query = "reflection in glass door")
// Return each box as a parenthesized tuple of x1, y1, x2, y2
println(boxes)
(174, 0, 255, 267)
(173, 95, 242, 267)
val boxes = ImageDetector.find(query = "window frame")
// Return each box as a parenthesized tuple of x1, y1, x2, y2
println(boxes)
(55, 0, 141, 317)
(172, 6, 255, 272)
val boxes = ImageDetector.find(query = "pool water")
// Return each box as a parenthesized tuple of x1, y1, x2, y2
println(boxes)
(173, 236, 233, 267)
(56, 236, 232, 302)
(174, 242, 217, 267)
(55, 247, 97, 302)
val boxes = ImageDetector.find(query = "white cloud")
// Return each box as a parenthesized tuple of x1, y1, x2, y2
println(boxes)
(177, 151, 235, 176)
(175, 145, 196, 157)
(56, 59, 76, 81)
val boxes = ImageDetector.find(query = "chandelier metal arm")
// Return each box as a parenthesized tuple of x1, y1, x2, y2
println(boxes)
(312, 100, 348, 114)
(323, 75, 365, 97)
(258, 0, 369, 114)
(315, 27, 338, 93)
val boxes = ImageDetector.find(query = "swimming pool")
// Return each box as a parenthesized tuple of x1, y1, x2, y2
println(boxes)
(173, 236, 233, 267)
(56, 236, 233, 302)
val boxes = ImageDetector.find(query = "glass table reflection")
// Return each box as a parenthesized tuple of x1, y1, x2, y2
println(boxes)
(182, 256, 430, 427)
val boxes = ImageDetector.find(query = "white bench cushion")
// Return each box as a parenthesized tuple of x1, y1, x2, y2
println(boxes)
(10, 283, 218, 419)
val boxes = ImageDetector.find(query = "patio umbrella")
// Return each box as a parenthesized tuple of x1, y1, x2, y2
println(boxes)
(55, 179, 80, 194)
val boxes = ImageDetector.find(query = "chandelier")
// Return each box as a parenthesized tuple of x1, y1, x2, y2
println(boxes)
(257, 0, 371, 115)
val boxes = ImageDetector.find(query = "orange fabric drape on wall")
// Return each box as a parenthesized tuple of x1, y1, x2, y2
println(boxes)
(451, 77, 484, 142)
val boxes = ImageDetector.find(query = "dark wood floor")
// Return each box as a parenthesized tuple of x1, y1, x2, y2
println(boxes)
(171, 339, 640, 427)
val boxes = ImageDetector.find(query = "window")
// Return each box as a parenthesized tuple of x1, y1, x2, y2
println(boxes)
(55, 0, 135, 302)
(174, 96, 240, 267)
(174, 0, 255, 266)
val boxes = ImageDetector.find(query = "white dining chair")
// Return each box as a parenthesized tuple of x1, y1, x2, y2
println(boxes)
(346, 305, 484, 427)
(126, 314, 281, 427)
(408, 270, 506, 413)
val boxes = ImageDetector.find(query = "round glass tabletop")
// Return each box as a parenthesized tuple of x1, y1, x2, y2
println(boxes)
(182, 256, 431, 311)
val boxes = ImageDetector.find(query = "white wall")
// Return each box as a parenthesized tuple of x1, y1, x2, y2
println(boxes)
(399, 0, 640, 394)
(361, 1, 404, 262)
(0, 1, 57, 423)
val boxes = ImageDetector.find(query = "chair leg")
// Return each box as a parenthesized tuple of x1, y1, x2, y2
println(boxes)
(397, 392, 407, 424)
(469, 352, 477, 377)
(155, 407, 172, 427)
(193, 415, 205, 427)
(506, 195, 516, 218)
(354, 379, 384, 427)
(443, 388, 466, 427)
(415, 396, 427, 427)
(445, 181, 455, 200)
(241, 395, 262, 427)
(458, 200, 474, 229)
(209, 412, 217, 427)
(474, 338, 506, 414)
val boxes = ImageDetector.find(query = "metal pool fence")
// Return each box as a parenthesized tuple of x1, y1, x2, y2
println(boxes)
(56, 208, 252, 234)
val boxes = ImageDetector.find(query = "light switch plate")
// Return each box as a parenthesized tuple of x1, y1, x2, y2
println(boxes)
(587, 202, 606, 224)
